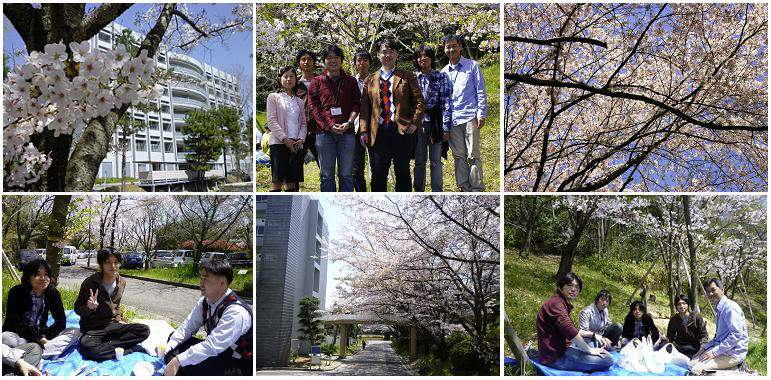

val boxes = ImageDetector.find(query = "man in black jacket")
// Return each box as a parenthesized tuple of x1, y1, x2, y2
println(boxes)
(2, 259, 79, 359)
(74, 248, 149, 361)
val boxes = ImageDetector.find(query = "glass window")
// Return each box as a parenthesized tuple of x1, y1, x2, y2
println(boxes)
(151, 141, 161, 152)
(135, 140, 146, 151)
(164, 142, 173, 152)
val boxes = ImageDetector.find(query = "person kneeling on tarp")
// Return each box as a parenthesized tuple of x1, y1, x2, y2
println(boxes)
(161, 260, 252, 376)
(688, 278, 748, 375)
(537, 272, 614, 372)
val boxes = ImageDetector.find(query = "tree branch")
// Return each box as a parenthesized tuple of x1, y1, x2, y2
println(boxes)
(505, 73, 766, 132)
(76, 4, 133, 42)
(504, 35, 607, 48)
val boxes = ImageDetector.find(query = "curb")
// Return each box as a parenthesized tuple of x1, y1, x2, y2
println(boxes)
(79, 266, 253, 302)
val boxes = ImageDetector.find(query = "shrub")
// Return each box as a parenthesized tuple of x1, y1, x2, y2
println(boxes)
(449, 337, 481, 372)
(321, 343, 338, 355)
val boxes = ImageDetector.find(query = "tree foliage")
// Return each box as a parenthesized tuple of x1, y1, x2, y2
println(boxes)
(331, 195, 500, 370)
(297, 296, 325, 347)
(504, 4, 768, 191)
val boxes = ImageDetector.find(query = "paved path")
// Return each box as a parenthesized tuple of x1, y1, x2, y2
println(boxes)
(324, 340, 415, 376)
(56, 263, 251, 325)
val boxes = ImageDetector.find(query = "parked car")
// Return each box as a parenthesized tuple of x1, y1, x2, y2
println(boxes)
(226, 252, 252, 267)
(78, 250, 95, 259)
(17, 249, 43, 269)
(151, 250, 175, 268)
(60, 246, 78, 266)
(122, 252, 145, 269)
(36, 249, 47, 261)
(173, 250, 194, 266)
(201, 252, 227, 263)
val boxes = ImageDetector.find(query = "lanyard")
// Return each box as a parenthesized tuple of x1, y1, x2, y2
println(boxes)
(325, 75, 344, 107)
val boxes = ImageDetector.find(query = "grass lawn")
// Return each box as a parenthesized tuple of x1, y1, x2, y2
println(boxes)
(255, 62, 500, 192)
(120, 264, 252, 295)
(504, 252, 767, 375)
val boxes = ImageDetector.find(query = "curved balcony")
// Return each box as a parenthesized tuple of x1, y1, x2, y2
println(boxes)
(172, 96, 207, 110)
(171, 81, 207, 97)
(168, 65, 205, 81)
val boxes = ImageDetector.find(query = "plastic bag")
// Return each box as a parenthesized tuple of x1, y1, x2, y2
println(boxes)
(654, 343, 690, 369)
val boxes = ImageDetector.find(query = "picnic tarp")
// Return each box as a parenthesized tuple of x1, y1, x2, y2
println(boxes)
(506, 352, 689, 376)
(42, 311, 166, 376)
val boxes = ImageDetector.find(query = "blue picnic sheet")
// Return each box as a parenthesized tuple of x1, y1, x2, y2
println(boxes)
(42, 311, 166, 376)
(506, 352, 689, 376)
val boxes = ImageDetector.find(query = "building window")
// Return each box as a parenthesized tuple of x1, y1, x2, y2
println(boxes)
(313, 268, 320, 292)
(151, 141, 161, 152)
(149, 121, 159, 130)
(152, 163, 162, 171)
(98, 32, 111, 43)
(162, 123, 171, 131)
(118, 138, 132, 151)
(164, 142, 173, 153)
(135, 140, 146, 151)
(256, 224, 265, 236)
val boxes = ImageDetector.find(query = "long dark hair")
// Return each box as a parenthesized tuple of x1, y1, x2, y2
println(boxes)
(628, 300, 647, 318)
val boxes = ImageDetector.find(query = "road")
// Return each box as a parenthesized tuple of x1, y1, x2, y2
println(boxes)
(56, 260, 251, 325)
(324, 340, 415, 376)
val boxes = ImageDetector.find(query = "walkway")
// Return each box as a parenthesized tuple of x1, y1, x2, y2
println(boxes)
(324, 340, 415, 376)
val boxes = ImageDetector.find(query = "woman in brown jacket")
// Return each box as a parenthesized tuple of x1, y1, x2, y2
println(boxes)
(666, 294, 708, 358)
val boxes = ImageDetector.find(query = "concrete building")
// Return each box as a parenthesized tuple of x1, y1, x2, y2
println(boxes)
(87, 23, 251, 183)
(255, 195, 329, 368)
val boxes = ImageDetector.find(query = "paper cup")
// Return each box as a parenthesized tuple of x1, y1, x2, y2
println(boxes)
(156, 344, 167, 358)
(115, 347, 124, 360)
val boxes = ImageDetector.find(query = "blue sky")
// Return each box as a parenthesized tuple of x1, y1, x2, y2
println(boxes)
(3, 3, 253, 111)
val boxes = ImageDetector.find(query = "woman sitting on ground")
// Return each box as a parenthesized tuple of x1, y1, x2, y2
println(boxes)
(666, 294, 708, 358)
(579, 289, 623, 349)
(622, 300, 663, 347)
(2, 259, 80, 359)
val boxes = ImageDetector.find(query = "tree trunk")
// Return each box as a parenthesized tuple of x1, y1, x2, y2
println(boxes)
(46, 195, 72, 288)
(682, 195, 700, 314)
(556, 207, 594, 279)
(109, 195, 122, 247)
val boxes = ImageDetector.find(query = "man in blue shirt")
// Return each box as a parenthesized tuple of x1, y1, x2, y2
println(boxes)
(441, 35, 487, 192)
(689, 278, 748, 374)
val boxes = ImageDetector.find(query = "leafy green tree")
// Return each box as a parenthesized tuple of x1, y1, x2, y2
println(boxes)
(215, 107, 248, 181)
(180, 109, 226, 190)
(297, 296, 325, 348)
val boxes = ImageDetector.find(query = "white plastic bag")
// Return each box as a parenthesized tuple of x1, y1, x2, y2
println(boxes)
(640, 336, 665, 373)
(655, 343, 690, 369)
(619, 337, 666, 373)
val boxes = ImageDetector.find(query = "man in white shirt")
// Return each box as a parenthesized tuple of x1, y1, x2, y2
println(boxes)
(2, 342, 41, 375)
(162, 260, 252, 376)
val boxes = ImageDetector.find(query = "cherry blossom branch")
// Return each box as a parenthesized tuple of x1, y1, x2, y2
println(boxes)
(504, 35, 608, 48)
(505, 73, 766, 132)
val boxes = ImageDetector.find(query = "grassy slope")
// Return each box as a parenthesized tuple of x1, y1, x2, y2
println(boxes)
(120, 265, 252, 295)
(504, 252, 767, 375)
(255, 62, 500, 192)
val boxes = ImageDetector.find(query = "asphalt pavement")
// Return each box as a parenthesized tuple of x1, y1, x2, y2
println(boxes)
(323, 340, 415, 376)
(55, 259, 252, 326)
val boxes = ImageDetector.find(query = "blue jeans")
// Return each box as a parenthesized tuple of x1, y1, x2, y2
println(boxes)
(413, 121, 443, 192)
(316, 133, 355, 192)
(549, 344, 614, 372)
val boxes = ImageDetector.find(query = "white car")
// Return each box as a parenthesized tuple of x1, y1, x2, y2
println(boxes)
(173, 250, 194, 266)
(201, 252, 227, 262)
(60, 246, 78, 266)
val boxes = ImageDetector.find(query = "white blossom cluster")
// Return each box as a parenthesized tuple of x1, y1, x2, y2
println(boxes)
(3, 41, 162, 188)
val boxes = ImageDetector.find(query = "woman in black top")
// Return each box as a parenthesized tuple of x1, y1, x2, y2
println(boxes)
(2, 259, 78, 358)
(665, 294, 708, 357)
(622, 300, 661, 345)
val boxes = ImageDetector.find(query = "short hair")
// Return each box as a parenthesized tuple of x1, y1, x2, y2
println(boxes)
(200, 259, 233, 285)
(443, 34, 464, 48)
(295, 49, 316, 66)
(595, 289, 612, 305)
(413, 45, 436, 70)
(320, 45, 344, 62)
(629, 300, 647, 314)
(703, 277, 723, 290)
(376, 38, 399, 52)
(354, 50, 372, 64)
(556, 272, 582, 292)
(674, 294, 690, 305)
(97, 247, 122, 269)
(276, 66, 299, 94)
(21, 259, 51, 287)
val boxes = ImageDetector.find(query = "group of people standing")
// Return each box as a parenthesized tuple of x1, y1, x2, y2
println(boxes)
(265, 34, 487, 192)
(2, 249, 252, 376)
(537, 272, 749, 375)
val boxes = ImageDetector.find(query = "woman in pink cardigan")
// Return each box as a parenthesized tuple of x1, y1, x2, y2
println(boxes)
(267, 66, 307, 191)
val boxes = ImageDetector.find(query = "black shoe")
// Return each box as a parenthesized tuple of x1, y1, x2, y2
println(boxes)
(123, 344, 146, 355)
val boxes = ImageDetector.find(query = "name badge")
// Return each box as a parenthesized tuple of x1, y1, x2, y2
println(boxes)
(330, 107, 343, 116)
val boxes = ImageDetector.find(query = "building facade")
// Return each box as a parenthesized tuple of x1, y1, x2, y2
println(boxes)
(88, 23, 250, 180)
(255, 195, 329, 367)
